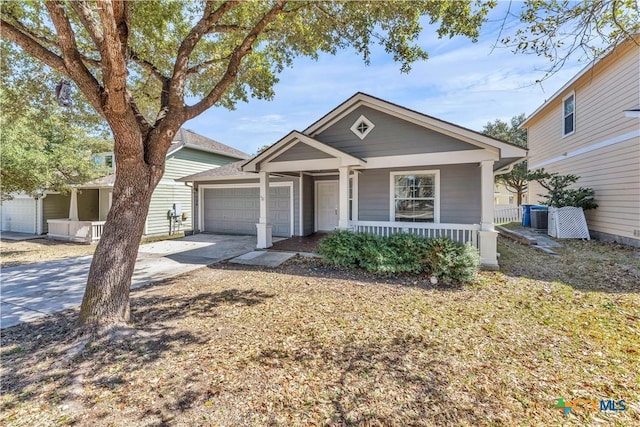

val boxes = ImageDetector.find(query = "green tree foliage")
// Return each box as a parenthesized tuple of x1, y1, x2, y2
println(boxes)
(501, 0, 640, 80)
(528, 168, 598, 210)
(482, 114, 528, 206)
(0, 99, 111, 200)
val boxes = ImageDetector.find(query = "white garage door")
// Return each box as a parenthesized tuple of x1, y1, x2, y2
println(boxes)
(1, 198, 37, 234)
(203, 186, 291, 237)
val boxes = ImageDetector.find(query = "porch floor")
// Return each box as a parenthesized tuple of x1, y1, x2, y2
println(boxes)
(269, 232, 328, 253)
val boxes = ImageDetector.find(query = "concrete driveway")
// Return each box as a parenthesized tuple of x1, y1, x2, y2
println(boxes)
(0, 234, 256, 328)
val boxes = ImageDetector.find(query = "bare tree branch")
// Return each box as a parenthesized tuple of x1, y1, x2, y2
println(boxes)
(185, 0, 288, 120)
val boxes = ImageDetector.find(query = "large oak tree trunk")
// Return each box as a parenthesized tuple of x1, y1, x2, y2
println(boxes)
(79, 129, 167, 327)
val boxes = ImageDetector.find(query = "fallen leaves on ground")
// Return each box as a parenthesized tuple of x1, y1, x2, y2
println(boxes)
(1, 238, 639, 426)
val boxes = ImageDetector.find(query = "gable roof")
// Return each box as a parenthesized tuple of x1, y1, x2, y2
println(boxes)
(521, 35, 640, 128)
(242, 131, 366, 172)
(167, 128, 250, 160)
(303, 92, 527, 158)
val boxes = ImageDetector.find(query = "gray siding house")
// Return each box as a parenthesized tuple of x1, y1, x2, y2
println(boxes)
(179, 93, 527, 268)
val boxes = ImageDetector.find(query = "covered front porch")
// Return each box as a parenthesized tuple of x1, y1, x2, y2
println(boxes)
(243, 132, 499, 268)
(47, 185, 111, 244)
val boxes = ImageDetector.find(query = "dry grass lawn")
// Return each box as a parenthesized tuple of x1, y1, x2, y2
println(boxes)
(1, 236, 639, 426)
(0, 239, 96, 268)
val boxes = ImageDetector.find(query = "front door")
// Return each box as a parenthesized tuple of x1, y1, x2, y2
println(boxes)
(316, 181, 339, 231)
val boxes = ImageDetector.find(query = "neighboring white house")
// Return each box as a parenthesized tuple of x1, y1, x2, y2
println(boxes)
(1, 129, 249, 242)
(521, 37, 640, 247)
(179, 93, 528, 268)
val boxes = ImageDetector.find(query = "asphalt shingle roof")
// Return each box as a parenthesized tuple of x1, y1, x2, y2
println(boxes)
(169, 128, 250, 159)
(176, 160, 257, 181)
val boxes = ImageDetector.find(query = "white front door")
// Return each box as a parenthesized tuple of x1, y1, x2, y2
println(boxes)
(316, 181, 339, 231)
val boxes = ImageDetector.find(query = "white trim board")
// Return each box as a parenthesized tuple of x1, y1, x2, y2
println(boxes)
(529, 129, 640, 170)
(198, 182, 294, 237)
(363, 149, 497, 169)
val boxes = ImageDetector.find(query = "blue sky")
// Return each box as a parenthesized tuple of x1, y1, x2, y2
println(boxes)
(185, 3, 587, 155)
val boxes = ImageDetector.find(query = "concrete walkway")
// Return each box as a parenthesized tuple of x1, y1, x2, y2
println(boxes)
(0, 234, 256, 328)
(496, 225, 562, 255)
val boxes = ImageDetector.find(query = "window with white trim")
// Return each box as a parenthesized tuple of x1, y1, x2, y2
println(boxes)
(93, 152, 115, 171)
(563, 93, 575, 136)
(391, 171, 439, 223)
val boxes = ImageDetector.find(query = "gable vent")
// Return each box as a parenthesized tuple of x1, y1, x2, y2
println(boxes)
(350, 114, 375, 140)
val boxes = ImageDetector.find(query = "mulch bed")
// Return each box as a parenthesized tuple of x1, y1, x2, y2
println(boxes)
(269, 232, 327, 253)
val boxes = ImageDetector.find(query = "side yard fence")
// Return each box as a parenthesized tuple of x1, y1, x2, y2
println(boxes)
(494, 204, 522, 224)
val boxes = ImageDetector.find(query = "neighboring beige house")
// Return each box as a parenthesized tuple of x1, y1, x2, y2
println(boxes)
(494, 182, 527, 206)
(521, 37, 640, 247)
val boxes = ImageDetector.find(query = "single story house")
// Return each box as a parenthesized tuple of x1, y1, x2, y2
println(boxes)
(179, 93, 528, 268)
(1, 129, 249, 242)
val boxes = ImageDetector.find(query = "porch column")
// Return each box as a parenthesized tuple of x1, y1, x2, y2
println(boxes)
(256, 170, 272, 249)
(69, 188, 79, 221)
(479, 160, 498, 269)
(338, 166, 350, 229)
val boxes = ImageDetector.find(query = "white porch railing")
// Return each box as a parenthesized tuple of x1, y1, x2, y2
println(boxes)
(47, 219, 106, 244)
(494, 204, 522, 224)
(350, 220, 480, 247)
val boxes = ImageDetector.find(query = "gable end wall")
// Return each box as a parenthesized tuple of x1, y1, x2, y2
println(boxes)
(314, 106, 478, 158)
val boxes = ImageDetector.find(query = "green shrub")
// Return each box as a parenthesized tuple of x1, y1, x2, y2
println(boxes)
(317, 229, 362, 268)
(421, 237, 480, 284)
(318, 231, 480, 284)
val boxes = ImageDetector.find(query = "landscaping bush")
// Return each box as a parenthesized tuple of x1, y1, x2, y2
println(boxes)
(317, 229, 362, 268)
(421, 237, 480, 285)
(318, 231, 480, 284)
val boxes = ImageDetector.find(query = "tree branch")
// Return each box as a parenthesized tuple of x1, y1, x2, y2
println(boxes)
(95, 0, 129, 115)
(0, 19, 66, 72)
(44, 1, 105, 115)
(185, 0, 288, 120)
(186, 54, 233, 75)
(69, 0, 104, 48)
(168, 1, 240, 110)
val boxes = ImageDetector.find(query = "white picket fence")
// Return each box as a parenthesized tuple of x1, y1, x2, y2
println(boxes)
(494, 204, 522, 224)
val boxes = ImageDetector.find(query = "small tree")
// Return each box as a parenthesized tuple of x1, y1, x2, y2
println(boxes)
(483, 114, 528, 206)
(0, 99, 111, 200)
(528, 168, 598, 210)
